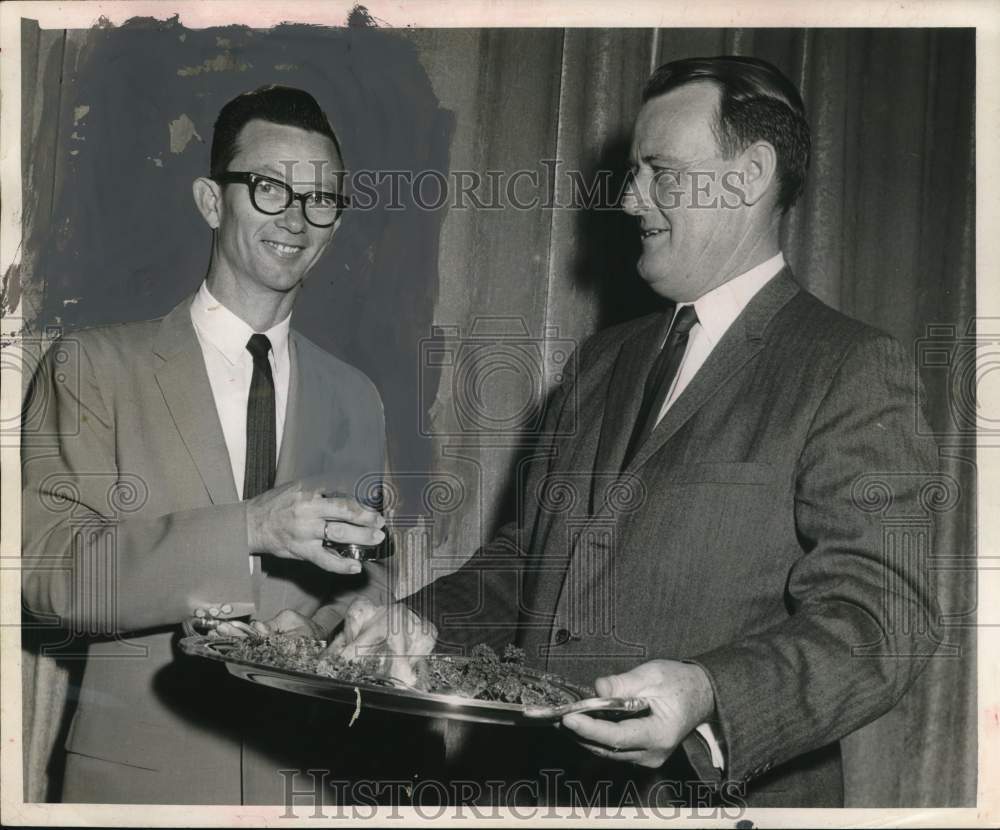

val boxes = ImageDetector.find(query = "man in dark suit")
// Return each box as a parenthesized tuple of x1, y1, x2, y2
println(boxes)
(332, 57, 942, 808)
(21, 85, 394, 803)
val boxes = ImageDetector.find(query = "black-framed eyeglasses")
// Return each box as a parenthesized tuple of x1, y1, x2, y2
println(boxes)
(213, 171, 349, 227)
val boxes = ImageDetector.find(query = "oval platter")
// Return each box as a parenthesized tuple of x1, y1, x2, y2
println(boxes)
(178, 634, 593, 727)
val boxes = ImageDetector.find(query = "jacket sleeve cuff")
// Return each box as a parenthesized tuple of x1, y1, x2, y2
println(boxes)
(185, 501, 256, 619)
(695, 722, 726, 769)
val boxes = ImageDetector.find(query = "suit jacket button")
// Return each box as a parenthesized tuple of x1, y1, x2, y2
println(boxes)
(554, 628, 572, 645)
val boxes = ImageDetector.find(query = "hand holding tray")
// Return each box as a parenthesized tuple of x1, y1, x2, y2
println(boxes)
(179, 634, 624, 727)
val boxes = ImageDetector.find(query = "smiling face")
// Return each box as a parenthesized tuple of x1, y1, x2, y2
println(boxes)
(624, 82, 760, 303)
(207, 119, 344, 306)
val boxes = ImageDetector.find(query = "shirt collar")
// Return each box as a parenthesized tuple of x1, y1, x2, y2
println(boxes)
(679, 251, 786, 346)
(190, 281, 291, 369)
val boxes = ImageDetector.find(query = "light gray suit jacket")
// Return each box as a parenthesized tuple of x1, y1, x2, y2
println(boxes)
(22, 294, 392, 804)
(410, 271, 943, 807)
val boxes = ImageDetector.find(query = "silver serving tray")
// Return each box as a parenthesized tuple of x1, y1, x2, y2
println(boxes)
(178, 634, 594, 726)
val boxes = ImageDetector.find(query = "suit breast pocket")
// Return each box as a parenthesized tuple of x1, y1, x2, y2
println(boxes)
(672, 461, 777, 485)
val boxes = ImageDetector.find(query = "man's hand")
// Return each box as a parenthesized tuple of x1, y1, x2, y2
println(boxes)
(322, 598, 437, 687)
(561, 659, 716, 769)
(246, 482, 385, 575)
(196, 609, 327, 640)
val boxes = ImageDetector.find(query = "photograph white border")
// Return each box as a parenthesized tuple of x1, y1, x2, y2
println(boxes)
(2, 1, 996, 826)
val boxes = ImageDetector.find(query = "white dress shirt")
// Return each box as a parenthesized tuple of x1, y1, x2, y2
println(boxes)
(190, 281, 291, 498)
(655, 251, 785, 769)
(656, 251, 786, 426)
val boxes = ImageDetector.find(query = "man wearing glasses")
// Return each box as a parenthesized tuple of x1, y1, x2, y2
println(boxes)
(22, 85, 391, 803)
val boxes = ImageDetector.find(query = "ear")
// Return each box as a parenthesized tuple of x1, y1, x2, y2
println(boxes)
(740, 140, 779, 207)
(192, 177, 222, 229)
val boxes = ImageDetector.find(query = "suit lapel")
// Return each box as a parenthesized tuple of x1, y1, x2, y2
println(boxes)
(276, 331, 341, 487)
(274, 332, 302, 487)
(624, 270, 801, 475)
(541, 270, 801, 653)
(624, 315, 758, 474)
(533, 315, 662, 637)
(152, 297, 239, 506)
(258, 330, 315, 616)
(153, 299, 327, 617)
(589, 314, 666, 514)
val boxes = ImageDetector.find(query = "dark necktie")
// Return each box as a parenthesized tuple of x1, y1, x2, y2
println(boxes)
(622, 305, 699, 470)
(243, 333, 276, 500)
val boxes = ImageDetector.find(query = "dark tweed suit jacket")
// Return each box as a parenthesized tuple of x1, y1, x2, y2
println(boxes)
(409, 270, 941, 807)
(21, 294, 396, 804)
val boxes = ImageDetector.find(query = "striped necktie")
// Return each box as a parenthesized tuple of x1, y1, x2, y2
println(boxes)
(243, 333, 276, 499)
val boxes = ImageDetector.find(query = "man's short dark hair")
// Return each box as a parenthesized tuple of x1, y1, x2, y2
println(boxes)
(210, 85, 342, 178)
(643, 56, 811, 213)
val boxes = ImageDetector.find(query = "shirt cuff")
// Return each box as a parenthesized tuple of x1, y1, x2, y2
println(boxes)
(695, 722, 726, 770)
